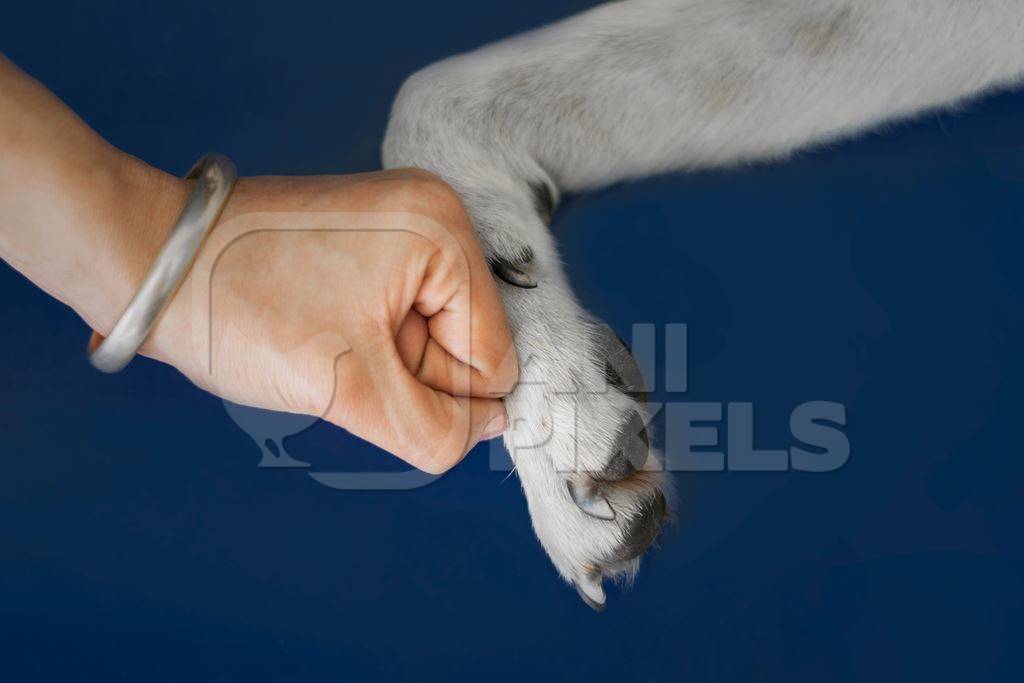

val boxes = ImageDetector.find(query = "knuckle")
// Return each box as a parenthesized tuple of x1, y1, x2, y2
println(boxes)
(416, 453, 458, 476)
(411, 176, 469, 224)
(375, 174, 472, 237)
(483, 350, 519, 396)
(409, 442, 460, 475)
(397, 422, 461, 475)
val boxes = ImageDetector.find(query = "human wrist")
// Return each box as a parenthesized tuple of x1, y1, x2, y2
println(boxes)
(90, 154, 244, 376)
(0, 54, 197, 370)
(67, 153, 191, 340)
(0, 143, 187, 340)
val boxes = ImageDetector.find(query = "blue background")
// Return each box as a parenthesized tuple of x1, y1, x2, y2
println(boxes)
(2, 1, 1023, 680)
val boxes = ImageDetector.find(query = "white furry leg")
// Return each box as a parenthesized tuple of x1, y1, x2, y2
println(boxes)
(386, 1, 1024, 194)
(382, 0, 1024, 609)
(384, 77, 670, 613)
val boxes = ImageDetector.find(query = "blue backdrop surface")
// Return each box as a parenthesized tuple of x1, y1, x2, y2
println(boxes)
(1, 1, 1022, 681)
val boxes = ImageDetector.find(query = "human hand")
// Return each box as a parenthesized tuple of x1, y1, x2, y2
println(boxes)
(129, 169, 519, 473)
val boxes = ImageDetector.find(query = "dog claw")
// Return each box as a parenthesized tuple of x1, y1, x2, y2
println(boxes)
(594, 323, 646, 398)
(567, 479, 616, 521)
(575, 572, 606, 612)
(490, 259, 538, 288)
(613, 489, 668, 562)
(600, 411, 650, 480)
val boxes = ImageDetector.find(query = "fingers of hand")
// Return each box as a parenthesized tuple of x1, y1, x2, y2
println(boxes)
(410, 218, 519, 398)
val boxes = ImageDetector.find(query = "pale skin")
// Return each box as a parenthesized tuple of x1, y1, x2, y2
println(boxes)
(0, 54, 518, 474)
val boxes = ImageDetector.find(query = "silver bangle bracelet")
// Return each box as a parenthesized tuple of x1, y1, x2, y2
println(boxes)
(88, 153, 237, 373)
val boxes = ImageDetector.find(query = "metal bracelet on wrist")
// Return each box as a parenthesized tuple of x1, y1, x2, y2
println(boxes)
(88, 153, 237, 373)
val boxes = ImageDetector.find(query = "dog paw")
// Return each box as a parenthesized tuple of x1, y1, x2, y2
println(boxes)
(505, 310, 670, 611)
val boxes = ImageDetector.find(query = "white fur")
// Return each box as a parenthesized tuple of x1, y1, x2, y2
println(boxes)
(383, 0, 1024, 606)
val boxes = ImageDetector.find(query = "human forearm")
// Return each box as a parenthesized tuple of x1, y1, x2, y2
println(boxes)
(0, 53, 187, 335)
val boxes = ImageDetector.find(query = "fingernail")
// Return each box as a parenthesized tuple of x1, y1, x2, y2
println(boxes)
(481, 413, 508, 441)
